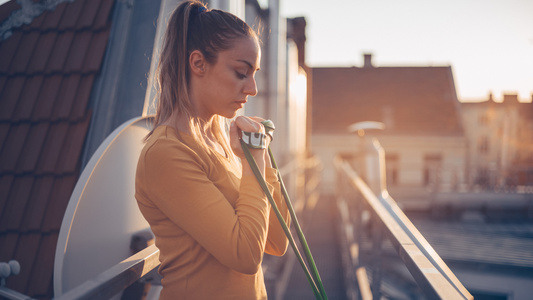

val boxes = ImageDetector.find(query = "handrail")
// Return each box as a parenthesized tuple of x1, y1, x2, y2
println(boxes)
(335, 156, 473, 300)
(54, 244, 160, 300)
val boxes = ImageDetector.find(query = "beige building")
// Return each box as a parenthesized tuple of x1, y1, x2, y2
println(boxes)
(460, 94, 533, 188)
(311, 55, 467, 207)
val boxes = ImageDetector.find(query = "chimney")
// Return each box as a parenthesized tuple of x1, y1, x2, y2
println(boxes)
(363, 53, 373, 68)
(503, 94, 519, 105)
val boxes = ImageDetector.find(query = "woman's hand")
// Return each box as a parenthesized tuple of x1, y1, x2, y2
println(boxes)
(230, 116, 270, 177)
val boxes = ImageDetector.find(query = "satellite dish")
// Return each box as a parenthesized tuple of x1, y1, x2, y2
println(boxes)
(54, 116, 153, 297)
(347, 121, 385, 133)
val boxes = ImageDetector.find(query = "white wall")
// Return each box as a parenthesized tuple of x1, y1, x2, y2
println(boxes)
(312, 133, 467, 197)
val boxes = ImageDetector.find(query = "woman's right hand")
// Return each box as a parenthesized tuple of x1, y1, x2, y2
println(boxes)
(230, 116, 269, 177)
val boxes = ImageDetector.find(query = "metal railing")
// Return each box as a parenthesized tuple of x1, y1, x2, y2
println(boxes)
(334, 138, 473, 300)
(54, 244, 160, 300)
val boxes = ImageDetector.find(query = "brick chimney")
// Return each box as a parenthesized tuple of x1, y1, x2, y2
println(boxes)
(364, 53, 373, 68)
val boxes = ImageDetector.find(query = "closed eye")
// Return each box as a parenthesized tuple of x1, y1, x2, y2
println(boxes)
(236, 72, 247, 79)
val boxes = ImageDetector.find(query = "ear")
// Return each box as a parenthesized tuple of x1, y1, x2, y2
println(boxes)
(189, 50, 206, 76)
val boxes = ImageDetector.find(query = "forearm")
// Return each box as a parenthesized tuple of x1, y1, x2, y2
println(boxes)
(241, 151, 266, 177)
(264, 168, 291, 256)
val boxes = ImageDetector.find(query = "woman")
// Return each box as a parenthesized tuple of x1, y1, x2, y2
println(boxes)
(135, 1, 290, 299)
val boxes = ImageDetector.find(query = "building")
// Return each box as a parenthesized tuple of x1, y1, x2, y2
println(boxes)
(460, 94, 533, 189)
(312, 54, 467, 208)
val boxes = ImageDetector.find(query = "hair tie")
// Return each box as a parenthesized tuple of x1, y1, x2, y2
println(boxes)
(198, 6, 207, 13)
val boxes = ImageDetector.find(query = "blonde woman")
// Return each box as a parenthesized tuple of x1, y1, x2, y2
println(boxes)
(135, 1, 290, 299)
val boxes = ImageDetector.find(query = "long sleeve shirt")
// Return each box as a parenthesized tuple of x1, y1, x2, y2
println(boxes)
(135, 125, 290, 300)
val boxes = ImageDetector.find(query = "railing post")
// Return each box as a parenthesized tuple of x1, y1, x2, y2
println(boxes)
(370, 218, 383, 300)
(363, 138, 387, 299)
(364, 138, 387, 197)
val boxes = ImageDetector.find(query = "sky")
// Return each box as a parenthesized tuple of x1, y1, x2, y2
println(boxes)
(279, 0, 533, 102)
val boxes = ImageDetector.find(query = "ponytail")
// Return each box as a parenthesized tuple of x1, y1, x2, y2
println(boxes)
(145, 0, 257, 163)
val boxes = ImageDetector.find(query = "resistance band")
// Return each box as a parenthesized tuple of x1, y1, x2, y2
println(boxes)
(240, 120, 328, 300)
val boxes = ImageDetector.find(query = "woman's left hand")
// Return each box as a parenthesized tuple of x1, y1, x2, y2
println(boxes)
(230, 116, 272, 175)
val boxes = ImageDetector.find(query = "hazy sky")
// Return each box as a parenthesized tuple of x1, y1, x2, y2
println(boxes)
(280, 0, 533, 102)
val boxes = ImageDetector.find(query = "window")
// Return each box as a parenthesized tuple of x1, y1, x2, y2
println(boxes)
(424, 154, 442, 186)
(478, 136, 489, 154)
(478, 112, 489, 126)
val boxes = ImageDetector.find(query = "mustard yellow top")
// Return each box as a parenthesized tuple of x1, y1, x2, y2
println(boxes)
(135, 125, 290, 300)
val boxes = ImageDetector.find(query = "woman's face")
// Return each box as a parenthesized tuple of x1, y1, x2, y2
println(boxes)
(194, 36, 261, 120)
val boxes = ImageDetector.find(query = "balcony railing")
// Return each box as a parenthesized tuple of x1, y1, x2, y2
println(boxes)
(334, 138, 473, 300)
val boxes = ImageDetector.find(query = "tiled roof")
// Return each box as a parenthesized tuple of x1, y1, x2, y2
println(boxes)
(312, 65, 464, 135)
(0, 0, 114, 298)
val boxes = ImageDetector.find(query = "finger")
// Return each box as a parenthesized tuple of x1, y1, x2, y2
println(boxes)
(235, 116, 264, 133)
(229, 120, 240, 150)
(249, 116, 265, 123)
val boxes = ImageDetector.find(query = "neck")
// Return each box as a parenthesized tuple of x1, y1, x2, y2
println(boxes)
(164, 109, 216, 136)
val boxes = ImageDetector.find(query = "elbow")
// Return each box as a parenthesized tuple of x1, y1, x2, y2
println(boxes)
(230, 245, 263, 275)
(238, 264, 261, 275)
(265, 243, 289, 257)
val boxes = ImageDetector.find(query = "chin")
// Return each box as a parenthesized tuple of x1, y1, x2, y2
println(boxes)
(219, 111, 238, 119)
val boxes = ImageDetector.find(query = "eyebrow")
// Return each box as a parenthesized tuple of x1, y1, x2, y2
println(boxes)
(237, 59, 260, 71)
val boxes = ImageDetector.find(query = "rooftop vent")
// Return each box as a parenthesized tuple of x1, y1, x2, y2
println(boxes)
(364, 53, 373, 68)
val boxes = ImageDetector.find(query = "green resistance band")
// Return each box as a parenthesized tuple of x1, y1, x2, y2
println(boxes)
(240, 120, 328, 300)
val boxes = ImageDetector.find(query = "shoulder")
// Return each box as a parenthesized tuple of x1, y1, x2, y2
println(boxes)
(141, 126, 201, 166)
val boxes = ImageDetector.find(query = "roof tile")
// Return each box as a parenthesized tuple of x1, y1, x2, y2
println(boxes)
(0, 176, 34, 232)
(27, 32, 58, 74)
(0, 76, 25, 121)
(0, 1, 21, 24)
(0, 0, 117, 296)
(13, 76, 44, 121)
(82, 28, 110, 72)
(70, 74, 95, 120)
(41, 175, 77, 232)
(41, 2, 67, 31)
(76, 0, 103, 29)
(0, 123, 30, 172)
(23, 11, 46, 30)
(8, 31, 40, 74)
(0, 175, 15, 219)
(5, 233, 41, 293)
(52, 74, 81, 120)
(64, 31, 92, 73)
(94, 0, 115, 30)
(0, 122, 10, 152)
(16, 123, 50, 173)
(27, 232, 58, 296)
(35, 122, 69, 174)
(31, 75, 62, 121)
(0, 75, 6, 94)
(58, 115, 91, 173)
(45, 31, 75, 73)
(58, 0, 86, 30)
(0, 232, 19, 261)
(20, 176, 55, 232)
(0, 30, 22, 73)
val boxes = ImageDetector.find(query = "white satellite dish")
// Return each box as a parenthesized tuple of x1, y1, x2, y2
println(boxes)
(54, 116, 153, 297)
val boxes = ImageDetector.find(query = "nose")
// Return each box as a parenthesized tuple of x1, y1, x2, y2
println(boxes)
(243, 76, 258, 97)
